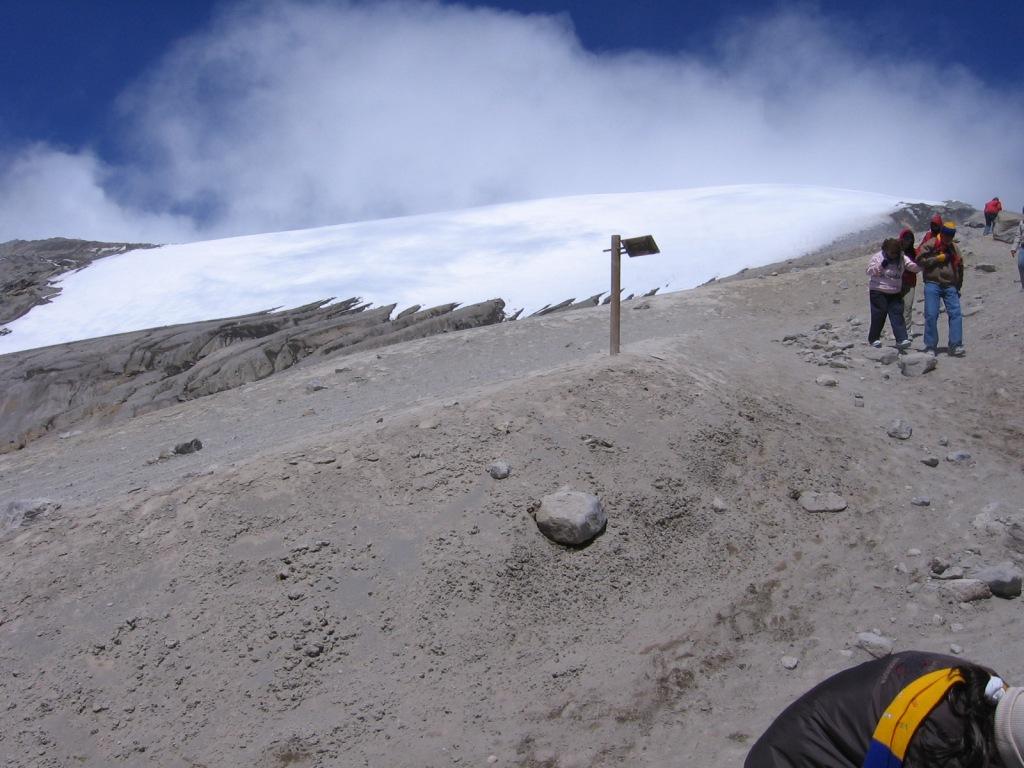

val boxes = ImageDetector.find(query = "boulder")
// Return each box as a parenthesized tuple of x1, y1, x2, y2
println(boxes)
(1, 498, 61, 533)
(942, 579, 992, 603)
(898, 353, 937, 377)
(856, 631, 893, 658)
(798, 491, 848, 513)
(864, 348, 899, 365)
(534, 489, 606, 546)
(971, 563, 1023, 599)
(887, 419, 913, 440)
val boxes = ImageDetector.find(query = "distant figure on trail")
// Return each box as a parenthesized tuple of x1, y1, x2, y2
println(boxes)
(917, 220, 965, 357)
(898, 227, 920, 336)
(744, 650, 1024, 768)
(985, 197, 1003, 236)
(1012, 206, 1024, 291)
(866, 237, 919, 350)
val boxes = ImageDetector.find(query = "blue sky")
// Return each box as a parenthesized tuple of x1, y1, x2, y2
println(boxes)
(2, 0, 1023, 243)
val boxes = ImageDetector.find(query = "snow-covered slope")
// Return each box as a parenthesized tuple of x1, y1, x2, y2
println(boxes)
(0, 184, 915, 355)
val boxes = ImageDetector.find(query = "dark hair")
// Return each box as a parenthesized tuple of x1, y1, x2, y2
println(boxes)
(905, 664, 998, 768)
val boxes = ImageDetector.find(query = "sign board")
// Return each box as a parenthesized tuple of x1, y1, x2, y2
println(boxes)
(621, 235, 660, 258)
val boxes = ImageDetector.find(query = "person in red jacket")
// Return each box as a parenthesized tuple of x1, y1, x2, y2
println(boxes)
(920, 213, 943, 246)
(984, 197, 1003, 235)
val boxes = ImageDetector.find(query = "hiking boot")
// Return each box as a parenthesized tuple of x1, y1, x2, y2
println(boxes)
(924, 347, 937, 357)
(949, 345, 966, 357)
(897, 339, 912, 351)
(870, 340, 882, 348)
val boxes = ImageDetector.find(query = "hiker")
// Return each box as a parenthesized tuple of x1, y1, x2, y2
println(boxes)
(866, 237, 919, 350)
(917, 219, 965, 356)
(898, 227, 920, 335)
(921, 213, 943, 247)
(1013, 206, 1024, 291)
(745, 650, 1024, 768)
(985, 197, 1003, 236)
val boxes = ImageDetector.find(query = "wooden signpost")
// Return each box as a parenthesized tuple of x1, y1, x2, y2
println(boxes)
(608, 234, 660, 355)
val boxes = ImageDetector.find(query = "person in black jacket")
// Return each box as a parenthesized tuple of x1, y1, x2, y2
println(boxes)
(745, 650, 1024, 767)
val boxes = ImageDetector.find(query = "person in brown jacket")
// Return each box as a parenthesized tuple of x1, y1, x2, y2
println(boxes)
(917, 220, 965, 356)
(745, 650, 1024, 767)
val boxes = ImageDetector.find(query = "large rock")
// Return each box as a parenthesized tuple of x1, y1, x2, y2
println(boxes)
(534, 489, 606, 546)
(864, 347, 899, 365)
(942, 579, 992, 603)
(1, 498, 61, 534)
(971, 563, 1023, 598)
(887, 419, 913, 440)
(798, 491, 848, 513)
(898, 353, 937, 377)
(856, 631, 893, 658)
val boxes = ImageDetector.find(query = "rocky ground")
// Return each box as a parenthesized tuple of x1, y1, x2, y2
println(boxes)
(1, 214, 1023, 767)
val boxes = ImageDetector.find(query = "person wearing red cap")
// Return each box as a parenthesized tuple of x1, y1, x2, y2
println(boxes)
(984, 197, 1003, 236)
(745, 650, 1024, 768)
(921, 214, 943, 247)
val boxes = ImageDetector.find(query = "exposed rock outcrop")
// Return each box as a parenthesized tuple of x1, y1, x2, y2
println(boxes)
(0, 238, 158, 327)
(0, 296, 505, 452)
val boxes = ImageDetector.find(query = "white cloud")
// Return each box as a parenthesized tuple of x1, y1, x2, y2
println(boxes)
(1, 1, 1021, 243)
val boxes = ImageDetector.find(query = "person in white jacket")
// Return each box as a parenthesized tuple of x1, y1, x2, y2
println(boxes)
(866, 237, 921, 349)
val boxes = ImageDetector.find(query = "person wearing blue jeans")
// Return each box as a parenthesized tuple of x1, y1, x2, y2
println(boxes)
(917, 220, 965, 356)
(923, 281, 963, 354)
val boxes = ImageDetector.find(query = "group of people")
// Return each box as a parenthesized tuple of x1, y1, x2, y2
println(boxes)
(867, 214, 964, 357)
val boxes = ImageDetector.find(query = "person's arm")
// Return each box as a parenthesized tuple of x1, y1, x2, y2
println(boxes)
(903, 254, 921, 273)
(866, 252, 885, 276)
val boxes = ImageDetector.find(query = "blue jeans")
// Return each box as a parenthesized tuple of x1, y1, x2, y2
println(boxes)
(923, 281, 963, 351)
(1018, 249, 1024, 289)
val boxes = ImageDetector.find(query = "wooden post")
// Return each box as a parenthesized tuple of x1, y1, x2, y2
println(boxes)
(610, 234, 621, 355)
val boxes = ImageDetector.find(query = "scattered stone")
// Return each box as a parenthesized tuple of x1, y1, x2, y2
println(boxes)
(798, 491, 848, 513)
(303, 644, 322, 658)
(933, 566, 964, 580)
(582, 435, 614, 449)
(907, 548, 922, 557)
(950, 643, 964, 655)
(942, 579, 992, 602)
(911, 497, 931, 507)
(887, 419, 913, 440)
(815, 375, 839, 388)
(164, 639, 179, 649)
(971, 563, 1023, 598)
(173, 438, 203, 455)
(856, 631, 893, 658)
(488, 461, 511, 480)
(838, 280, 849, 290)
(305, 382, 327, 393)
(286, 589, 305, 601)
(921, 457, 940, 467)
(711, 497, 728, 513)
(974, 263, 997, 273)
(417, 417, 440, 430)
(898, 352, 937, 377)
(534, 489, 607, 546)
(781, 655, 799, 670)
(946, 451, 972, 463)
(938, 437, 949, 447)
(58, 429, 83, 439)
